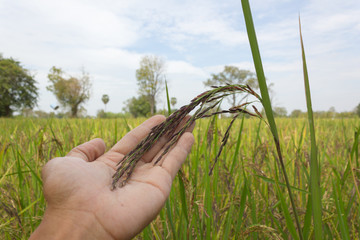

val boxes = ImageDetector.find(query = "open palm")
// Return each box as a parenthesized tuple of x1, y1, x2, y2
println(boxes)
(36, 115, 194, 240)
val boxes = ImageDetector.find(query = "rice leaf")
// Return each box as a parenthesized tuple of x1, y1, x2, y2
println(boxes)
(332, 180, 350, 240)
(241, 1, 303, 238)
(299, 16, 323, 239)
(165, 80, 172, 115)
(274, 165, 299, 240)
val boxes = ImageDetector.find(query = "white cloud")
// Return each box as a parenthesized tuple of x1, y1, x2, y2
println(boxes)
(116, 0, 248, 47)
(21, 0, 139, 47)
(203, 61, 255, 75)
(311, 13, 360, 33)
(167, 60, 206, 76)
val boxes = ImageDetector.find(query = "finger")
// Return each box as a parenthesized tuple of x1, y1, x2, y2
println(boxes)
(102, 115, 166, 163)
(160, 132, 194, 180)
(66, 138, 106, 162)
(141, 115, 195, 163)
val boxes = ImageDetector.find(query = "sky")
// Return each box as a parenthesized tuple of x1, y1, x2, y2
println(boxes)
(1, 0, 359, 116)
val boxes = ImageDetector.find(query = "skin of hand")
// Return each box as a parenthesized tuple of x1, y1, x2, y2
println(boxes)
(29, 115, 195, 240)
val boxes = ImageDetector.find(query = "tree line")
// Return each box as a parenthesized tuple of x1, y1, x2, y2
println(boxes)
(1, 53, 360, 118)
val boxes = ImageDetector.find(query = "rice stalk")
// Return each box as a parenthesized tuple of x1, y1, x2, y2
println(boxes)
(241, 0, 303, 238)
(299, 16, 323, 239)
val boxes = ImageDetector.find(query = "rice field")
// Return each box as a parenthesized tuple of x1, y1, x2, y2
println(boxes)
(0, 116, 359, 239)
(1, 1, 359, 239)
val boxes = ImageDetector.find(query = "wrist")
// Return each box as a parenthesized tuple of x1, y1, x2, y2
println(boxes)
(29, 207, 114, 240)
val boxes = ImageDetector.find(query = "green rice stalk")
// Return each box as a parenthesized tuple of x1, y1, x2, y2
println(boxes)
(255, 174, 308, 193)
(165, 81, 189, 229)
(350, 128, 360, 199)
(0, 162, 15, 185)
(234, 180, 248, 234)
(16, 149, 42, 185)
(241, 224, 282, 240)
(229, 113, 245, 176)
(165, 197, 177, 240)
(114, 119, 118, 145)
(0, 198, 41, 229)
(241, 0, 303, 238)
(122, 117, 131, 133)
(165, 80, 172, 115)
(354, 129, 360, 171)
(150, 222, 162, 240)
(274, 163, 299, 240)
(203, 120, 213, 240)
(142, 225, 152, 240)
(299, 17, 323, 239)
(222, 176, 243, 239)
(164, 80, 180, 239)
(302, 194, 312, 240)
(332, 180, 350, 240)
(267, 204, 287, 239)
(165, 81, 190, 228)
(248, 182, 259, 239)
(178, 172, 189, 224)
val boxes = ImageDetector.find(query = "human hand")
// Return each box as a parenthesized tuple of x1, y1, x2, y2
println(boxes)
(29, 115, 194, 240)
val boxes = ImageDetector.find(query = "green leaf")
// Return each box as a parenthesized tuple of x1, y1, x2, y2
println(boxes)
(299, 17, 323, 239)
(241, 1, 303, 239)
(165, 80, 172, 115)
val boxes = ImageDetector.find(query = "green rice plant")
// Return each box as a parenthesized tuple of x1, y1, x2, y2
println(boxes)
(333, 179, 350, 240)
(299, 17, 323, 239)
(241, 0, 303, 238)
(1, 117, 359, 239)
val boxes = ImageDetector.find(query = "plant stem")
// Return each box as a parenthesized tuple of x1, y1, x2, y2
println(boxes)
(241, 0, 303, 239)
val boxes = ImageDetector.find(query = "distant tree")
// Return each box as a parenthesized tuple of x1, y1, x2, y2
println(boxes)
(0, 56, 38, 117)
(290, 109, 304, 118)
(337, 111, 357, 118)
(34, 110, 52, 118)
(356, 103, 360, 117)
(47, 66, 91, 117)
(124, 95, 151, 118)
(20, 107, 34, 117)
(97, 110, 129, 119)
(170, 97, 177, 108)
(97, 109, 106, 118)
(102, 94, 110, 112)
(136, 55, 165, 115)
(327, 106, 336, 118)
(204, 66, 258, 107)
(273, 107, 288, 117)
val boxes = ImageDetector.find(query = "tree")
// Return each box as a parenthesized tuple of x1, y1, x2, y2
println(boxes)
(136, 55, 165, 115)
(0, 56, 38, 117)
(204, 66, 258, 107)
(123, 95, 151, 118)
(327, 106, 336, 118)
(170, 97, 177, 108)
(273, 107, 288, 117)
(97, 110, 127, 119)
(290, 109, 304, 118)
(102, 94, 110, 112)
(47, 66, 91, 117)
(356, 103, 360, 117)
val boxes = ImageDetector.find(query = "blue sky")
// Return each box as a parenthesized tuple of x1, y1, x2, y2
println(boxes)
(1, 0, 359, 116)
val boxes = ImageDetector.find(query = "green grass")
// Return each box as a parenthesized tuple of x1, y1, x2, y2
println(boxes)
(0, 117, 359, 239)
